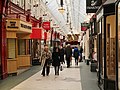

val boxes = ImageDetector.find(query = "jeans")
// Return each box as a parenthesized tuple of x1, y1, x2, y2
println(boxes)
(75, 58, 78, 65)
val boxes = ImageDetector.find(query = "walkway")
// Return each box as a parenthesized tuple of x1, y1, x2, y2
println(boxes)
(0, 59, 100, 90)
(11, 60, 82, 90)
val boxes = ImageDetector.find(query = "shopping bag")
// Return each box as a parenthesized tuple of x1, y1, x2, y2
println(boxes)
(60, 65, 63, 71)
(60, 63, 63, 71)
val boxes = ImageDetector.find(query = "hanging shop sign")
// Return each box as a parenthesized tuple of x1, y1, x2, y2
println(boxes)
(6, 19, 32, 32)
(30, 28, 42, 39)
(81, 23, 89, 31)
(42, 22, 51, 31)
(86, 0, 102, 13)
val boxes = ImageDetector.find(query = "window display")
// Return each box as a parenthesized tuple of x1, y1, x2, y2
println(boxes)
(106, 19, 116, 80)
(18, 39, 26, 55)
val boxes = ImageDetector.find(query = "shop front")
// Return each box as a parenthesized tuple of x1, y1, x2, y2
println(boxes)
(6, 18, 32, 74)
(116, 0, 120, 89)
(89, 15, 97, 60)
(96, 0, 116, 90)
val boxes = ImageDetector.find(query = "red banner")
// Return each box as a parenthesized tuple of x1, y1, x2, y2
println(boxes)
(42, 22, 50, 31)
(30, 28, 42, 39)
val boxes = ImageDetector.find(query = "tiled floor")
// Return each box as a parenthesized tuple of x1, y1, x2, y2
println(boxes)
(11, 60, 82, 90)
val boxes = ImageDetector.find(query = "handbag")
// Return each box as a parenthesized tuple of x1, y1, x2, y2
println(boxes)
(47, 59, 53, 65)
(60, 63, 63, 71)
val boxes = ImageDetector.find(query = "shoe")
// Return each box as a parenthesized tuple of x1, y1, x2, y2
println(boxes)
(67, 66, 70, 68)
(56, 72, 59, 75)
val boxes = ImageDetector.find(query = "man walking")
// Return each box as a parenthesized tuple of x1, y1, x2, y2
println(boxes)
(65, 44, 72, 68)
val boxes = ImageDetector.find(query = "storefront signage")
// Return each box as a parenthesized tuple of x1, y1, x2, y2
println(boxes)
(20, 24, 31, 30)
(7, 21, 18, 29)
(86, 0, 102, 13)
(81, 23, 89, 31)
(6, 19, 32, 32)
(19, 20, 32, 32)
(6, 19, 19, 31)
(42, 22, 50, 31)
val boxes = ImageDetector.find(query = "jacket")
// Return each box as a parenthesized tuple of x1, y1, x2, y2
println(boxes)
(52, 52, 60, 66)
(40, 50, 52, 67)
(65, 46, 72, 58)
(73, 47, 79, 58)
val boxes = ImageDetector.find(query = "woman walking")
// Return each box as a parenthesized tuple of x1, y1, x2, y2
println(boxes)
(52, 47, 61, 75)
(40, 45, 52, 76)
(60, 45, 65, 64)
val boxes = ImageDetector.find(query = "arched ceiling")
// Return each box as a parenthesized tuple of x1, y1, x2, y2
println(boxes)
(43, 0, 87, 35)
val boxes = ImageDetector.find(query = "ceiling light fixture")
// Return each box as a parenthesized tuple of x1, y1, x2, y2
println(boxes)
(58, 0, 65, 14)
(58, 7, 65, 14)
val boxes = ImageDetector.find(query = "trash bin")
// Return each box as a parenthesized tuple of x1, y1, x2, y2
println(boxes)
(90, 62, 97, 72)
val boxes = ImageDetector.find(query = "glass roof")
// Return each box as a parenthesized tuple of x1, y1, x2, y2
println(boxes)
(43, 0, 87, 35)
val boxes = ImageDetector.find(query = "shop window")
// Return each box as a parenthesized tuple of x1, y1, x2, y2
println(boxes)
(106, 15, 116, 80)
(26, 40, 32, 55)
(18, 39, 26, 55)
(117, 3, 120, 89)
(7, 39, 16, 59)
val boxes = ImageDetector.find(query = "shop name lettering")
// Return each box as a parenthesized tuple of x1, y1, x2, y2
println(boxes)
(21, 24, 31, 30)
(7, 21, 18, 28)
(87, 6, 99, 9)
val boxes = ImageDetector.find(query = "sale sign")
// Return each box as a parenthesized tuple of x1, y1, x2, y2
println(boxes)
(42, 22, 50, 31)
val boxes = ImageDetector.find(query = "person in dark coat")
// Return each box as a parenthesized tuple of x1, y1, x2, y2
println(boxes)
(73, 46, 79, 65)
(52, 47, 61, 75)
(79, 46, 83, 62)
(65, 44, 72, 68)
(60, 45, 65, 64)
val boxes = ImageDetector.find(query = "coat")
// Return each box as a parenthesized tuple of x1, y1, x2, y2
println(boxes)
(60, 48, 64, 62)
(52, 52, 60, 66)
(40, 50, 52, 67)
(65, 46, 72, 58)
